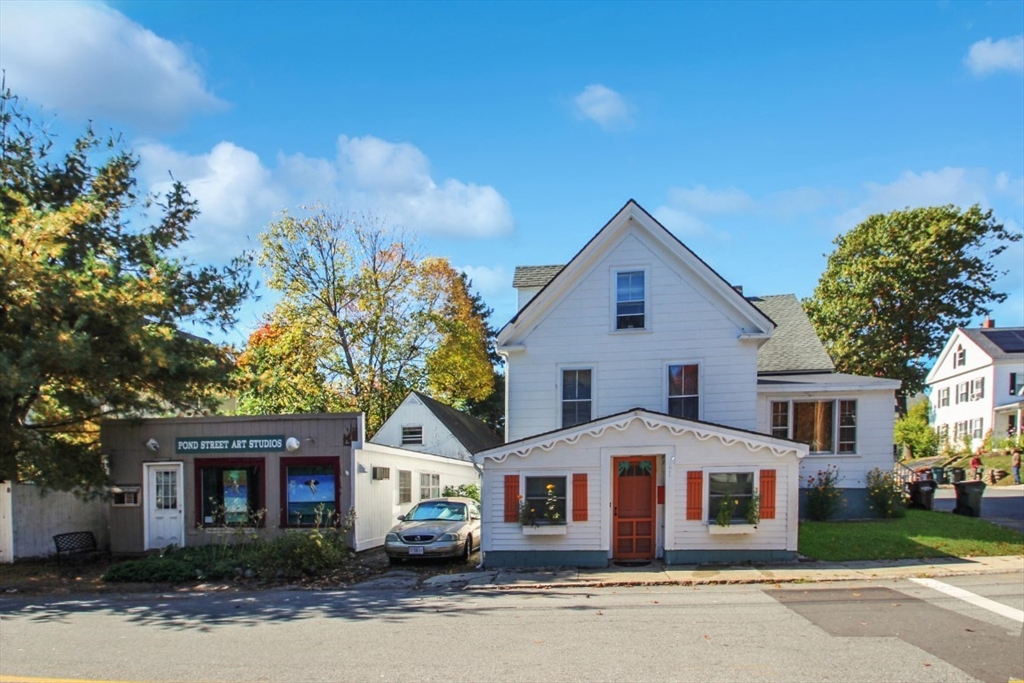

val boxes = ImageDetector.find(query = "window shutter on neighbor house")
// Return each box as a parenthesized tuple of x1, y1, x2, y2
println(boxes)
(572, 473, 588, 521)
(686, 471, 703, 520)
(504, 474, 520, 523)
(760, 469, 777, 520)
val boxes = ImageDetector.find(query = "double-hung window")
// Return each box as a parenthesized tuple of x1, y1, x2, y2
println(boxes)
(420, 472, 440, 500)
(615, 270, 646, 330)
(562, 369, 592, 427)
(954, 345, 966, 368)
(970, 378, 985, 401)
(971, 418, 984, 440)
(770, 400, 857, 454)
(398, 470, 412, 504)
(938, 387, 950, 408)
(708, 472, 755, 524)
(1011, 373, 1020, 396)
(668, 364, 699, 420)
(956, 382, 969, 404)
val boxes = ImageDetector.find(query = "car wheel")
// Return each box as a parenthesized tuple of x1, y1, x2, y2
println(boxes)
(462, 535, 473, 561)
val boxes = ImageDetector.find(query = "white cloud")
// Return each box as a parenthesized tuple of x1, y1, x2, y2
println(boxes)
(573, 84, 634, 130)
(336, 134, 514, 237)
(458, 265, 509, 298)
(138, 141, 286, 259)
(965, 35, 1024, 76)
(667, 185, 754, 214)
(0, 1, 225, 129)
(832, 167, 991, 230)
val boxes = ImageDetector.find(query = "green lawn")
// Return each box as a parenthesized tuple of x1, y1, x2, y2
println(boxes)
(798, 508, 1024, 561)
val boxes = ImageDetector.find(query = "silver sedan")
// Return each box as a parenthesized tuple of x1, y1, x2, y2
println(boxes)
(384, 497, 481, 564)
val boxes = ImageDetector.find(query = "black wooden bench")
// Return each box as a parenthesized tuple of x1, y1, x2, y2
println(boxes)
(53, 531, 101, 562)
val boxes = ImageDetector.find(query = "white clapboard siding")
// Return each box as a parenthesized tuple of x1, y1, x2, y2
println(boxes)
(352, 444, 479, 551)
(506, 231, 761, 441)
(481, 417, 801, 557)
(2, 483, 109, 560)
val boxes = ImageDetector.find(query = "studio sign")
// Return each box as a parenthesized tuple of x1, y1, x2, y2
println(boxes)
(175, 436, 286, 454)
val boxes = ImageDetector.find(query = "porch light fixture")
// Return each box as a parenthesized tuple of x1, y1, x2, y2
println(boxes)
(285, 437, 301, 452)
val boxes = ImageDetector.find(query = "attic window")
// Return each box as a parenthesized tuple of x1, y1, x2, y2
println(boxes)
(953, 345, 966, 368)
(401, 426, 423, 445)
(615, 270, 646, 330)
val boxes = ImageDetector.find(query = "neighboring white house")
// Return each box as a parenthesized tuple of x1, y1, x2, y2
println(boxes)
(925, 323, 1024, 450)
(371, 390, 502, 461)
(474, 199, 898, 568)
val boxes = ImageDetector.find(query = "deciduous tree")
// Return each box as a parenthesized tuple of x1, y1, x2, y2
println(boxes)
(0, 88, 253, 488)
(248, 208, 495, 433)
(805, 205, 1020, 413)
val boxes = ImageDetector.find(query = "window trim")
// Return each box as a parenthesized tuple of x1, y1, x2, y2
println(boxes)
(419, 472, 440, 501)
(397, 469, 412, 505)
(611, 266, 650, 332)
(937, 387, 950, 408)
(769, 399, 858, 455)
(560, 366, 595, 429)
(665, 361, 701, 420)
(520, 472, 571, 525)
(703, 467, 758, 525)
(401, 425, 423, 446)
(195, 457, 267, 528)
(279, 456, 340, 528)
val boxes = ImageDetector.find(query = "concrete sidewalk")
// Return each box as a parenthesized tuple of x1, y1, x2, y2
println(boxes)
(415, 554, 1024, 591)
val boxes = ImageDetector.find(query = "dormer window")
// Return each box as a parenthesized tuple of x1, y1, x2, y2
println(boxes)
(615, 270, 646, 330)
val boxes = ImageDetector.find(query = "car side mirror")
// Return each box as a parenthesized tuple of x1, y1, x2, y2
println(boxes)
(470, 514, 480, 521)
(397, 514, 405, 521)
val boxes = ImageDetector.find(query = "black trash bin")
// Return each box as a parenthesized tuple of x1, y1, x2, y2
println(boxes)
(931, 467, 946, 484)
(908, 480, 936, 510)
(953, 480, 986, 517)
(950, 467, 966, 483)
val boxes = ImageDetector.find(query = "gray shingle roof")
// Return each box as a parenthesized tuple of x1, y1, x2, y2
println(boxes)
(411, 391, 503, 454)
(747, 295, 834, 374)
(961, 327, 1024, 360)
(512, 265, 564, 288)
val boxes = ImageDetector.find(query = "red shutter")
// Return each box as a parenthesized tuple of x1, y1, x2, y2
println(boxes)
(686, 471, 703, 520)
(572, 473, 588, 522)
(504, 475, 520, 523)
(760, 469, 777, 520)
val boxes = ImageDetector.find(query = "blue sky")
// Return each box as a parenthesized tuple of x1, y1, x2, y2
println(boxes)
(2, 1, 1022, 346)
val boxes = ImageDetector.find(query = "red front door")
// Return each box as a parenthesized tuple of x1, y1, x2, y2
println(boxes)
(613, 456, 656, 559)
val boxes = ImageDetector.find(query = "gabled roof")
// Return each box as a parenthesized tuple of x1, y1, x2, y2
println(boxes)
(499, 199, 775, 344)
(962, 327, 1024, 360)
(747, 295, 835, 374)
(410, 391, 502, 454)
(474, 407, 806, 463)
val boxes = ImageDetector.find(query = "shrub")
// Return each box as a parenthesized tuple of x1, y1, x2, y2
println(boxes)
(443, 483, 481, 502)
(805, 466, 842, 521)
(103, 556, 199, 583)
(255, 506, 355, 579)
(866, 467, 907, 518)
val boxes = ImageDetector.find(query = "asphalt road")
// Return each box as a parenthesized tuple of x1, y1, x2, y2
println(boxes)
(1, 572, 1021, 683)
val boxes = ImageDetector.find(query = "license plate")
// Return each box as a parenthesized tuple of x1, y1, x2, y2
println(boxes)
(409, 546, 424, 555)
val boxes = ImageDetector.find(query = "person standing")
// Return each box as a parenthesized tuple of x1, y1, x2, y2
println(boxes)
(970, 452, 983, 480)
(1011, 447, 1022, 485)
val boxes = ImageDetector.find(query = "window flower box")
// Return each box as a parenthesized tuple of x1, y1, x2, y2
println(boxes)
(708, 524, 757, 535)
(521, 524, 568, 536)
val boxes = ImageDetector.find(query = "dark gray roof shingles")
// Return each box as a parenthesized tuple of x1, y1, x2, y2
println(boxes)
(412, 391, 503, 454)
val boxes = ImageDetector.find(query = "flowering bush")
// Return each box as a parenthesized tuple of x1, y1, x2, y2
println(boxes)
(866, 467, 907, 518)
(805, 466, 842, 521)
(517, 495, 536, 526)
(716, 497, 739, 526)
(543, 483, 562, 523)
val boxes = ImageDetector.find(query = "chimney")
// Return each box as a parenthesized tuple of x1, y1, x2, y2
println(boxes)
(733, 285, 743, 295)
(982, 318, 995, 329)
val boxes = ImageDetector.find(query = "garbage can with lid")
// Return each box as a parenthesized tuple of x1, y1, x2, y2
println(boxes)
(908, 480, 936, 510)
(952, 480, 986, 517)
(950, 467, 966, 483)
(931, 467, 946, 484)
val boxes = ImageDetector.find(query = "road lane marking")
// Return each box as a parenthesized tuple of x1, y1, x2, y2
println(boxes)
(909, 577, 1024, 623)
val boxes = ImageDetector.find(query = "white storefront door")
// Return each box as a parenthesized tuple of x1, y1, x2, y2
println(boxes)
(145, 463, 184, 550)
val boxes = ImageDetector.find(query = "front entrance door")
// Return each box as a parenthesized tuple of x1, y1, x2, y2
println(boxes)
(613, 456, 656, 560)
(145, 463, 184, 550)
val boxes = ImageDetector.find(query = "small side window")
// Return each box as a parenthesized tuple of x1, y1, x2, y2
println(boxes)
(111, 486, 140, 506)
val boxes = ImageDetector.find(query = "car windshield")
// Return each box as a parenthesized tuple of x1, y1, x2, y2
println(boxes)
(406, 502, 467, 522)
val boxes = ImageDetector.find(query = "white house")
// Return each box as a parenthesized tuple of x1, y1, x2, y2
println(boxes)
(925, 323, 1024, 450)
(474, 200, 898, 568)
(370, 390, 502, 461)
